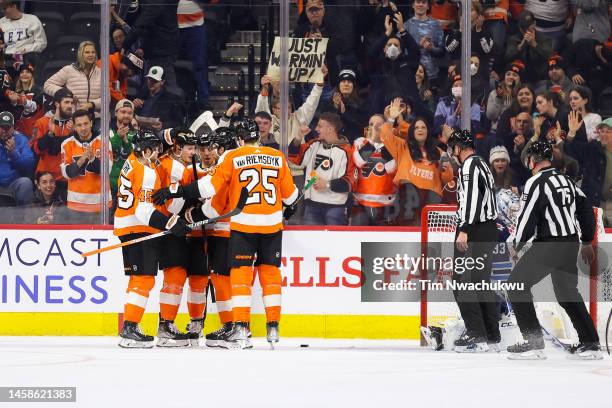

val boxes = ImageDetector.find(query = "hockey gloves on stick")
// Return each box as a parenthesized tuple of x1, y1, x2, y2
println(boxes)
(152, 183, 184, 205)
(166, 214, 192, 237)
(185, 204, 206, 225)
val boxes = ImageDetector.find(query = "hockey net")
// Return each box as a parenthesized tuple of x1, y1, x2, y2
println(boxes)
(420, 205, 612, 346)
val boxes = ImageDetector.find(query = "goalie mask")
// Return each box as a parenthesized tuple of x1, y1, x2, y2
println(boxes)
(496, 188, 520, 228)
(233, 118, 259, 143)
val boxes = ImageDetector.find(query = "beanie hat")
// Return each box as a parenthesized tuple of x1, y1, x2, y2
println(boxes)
(489, 145, 510, 164)
(505, 60, 525, 79)
(548, 54, 566, 72)
(338, 69, 356, 84)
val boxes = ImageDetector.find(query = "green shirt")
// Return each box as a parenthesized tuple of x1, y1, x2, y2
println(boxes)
(109, 128, 135, 193)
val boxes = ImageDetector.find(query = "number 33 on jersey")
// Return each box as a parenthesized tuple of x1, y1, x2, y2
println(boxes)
(199, 145, 298, 233)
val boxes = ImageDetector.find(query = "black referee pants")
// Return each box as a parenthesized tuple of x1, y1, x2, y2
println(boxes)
(507, 236, 599, 343)
(453, 220, 501, 342)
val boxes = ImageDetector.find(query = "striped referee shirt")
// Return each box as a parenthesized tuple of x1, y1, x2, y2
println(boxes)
(456, 154, 498, 232)
(513, 167, 595, 251)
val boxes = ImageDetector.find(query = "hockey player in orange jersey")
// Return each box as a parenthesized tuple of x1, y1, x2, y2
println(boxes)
(153, 118, 298, 349)
(114, 130, 191, 348)
(154, 128, 208, 347)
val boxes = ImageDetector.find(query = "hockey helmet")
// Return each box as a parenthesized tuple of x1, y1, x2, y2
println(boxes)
(523, 140, 553, 168)
(133, 129, 161, 154)
(172, 128, 198, 146)
(197, 131, 214, 147)
(447, 129, 475, 150)
(233, 118, 259, 143)
(212, 127, 240, 150)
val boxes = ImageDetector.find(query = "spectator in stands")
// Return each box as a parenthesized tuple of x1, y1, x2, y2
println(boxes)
(112, 27, 127, 53)
(110, 99, 137, 203)
(405, 0, 445, 84)
(573, 0, 610, 44)
(568, 85, 602, 141)
(290, 112, 356, 226)
(506, 11, 553, 83)
(415, 63, 436, 114)
(60, 109, 109, 223)
(496, 84, 536, 142)
(489, 145, 517, 194)
(503, 110, 534, 186)
(0, 111, 33, 205)
(44, 41, 101, 117)
(535, 54, 573, 102)
(9, 63, 43, 138)
(534, 91, 569, 139)
(0, 0, 46, 67)
(254, 111, 278, 150)
(102, 50, 143, 107)
(486, 60, 525, 134)
(433, 74, 481, 136)
(383, 99, 454, 224)
(178, 0, 210, 110)
(31, 88, 74, 200)
(563, 39, 612, 104)
(25, 171, 67, 224)
(319, 69, 368, 143)
(368, 11, 421, 114)
(121, 0, 180, 89)
(445, 1, 497, 80)
(524, 0, 572, 50)
(350, 114, 398, 226)
(430, 0, 458, 31)
(133, 66, 185, 132)
(483, 0, 509, 48)
(597, 119, 612, 225)
(294, 0, 358, 87)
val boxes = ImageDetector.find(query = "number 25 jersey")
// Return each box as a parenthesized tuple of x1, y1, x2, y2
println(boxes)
(199, 145, 298, 234)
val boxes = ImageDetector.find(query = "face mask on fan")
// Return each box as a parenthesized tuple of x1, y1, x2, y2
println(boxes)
(385, 44, 400, 60)
(470, 63, 478, 76)
(451, 86, 463, 99)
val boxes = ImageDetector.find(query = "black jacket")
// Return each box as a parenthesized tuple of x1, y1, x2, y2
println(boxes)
(122, 0, 179, 60)
(136, 87, 185, 130)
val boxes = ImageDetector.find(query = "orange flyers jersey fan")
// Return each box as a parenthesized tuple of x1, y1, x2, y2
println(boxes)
(157, 155, 193, 215)
(352, 138, 398, 208)
(114, 153, 163, 236)
(60, 135, 112, 212)
(198, 145, 298, 234)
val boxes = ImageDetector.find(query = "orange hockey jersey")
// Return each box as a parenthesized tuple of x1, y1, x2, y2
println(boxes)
(190, 162, 231, 238)
(483, 0, 509, 22)
(156, 154, 193, 216)
(114, 153, 164, 236)
(60, 134, 112, 212)
(352, 137, 398, 208)
(431, 2, 458, 30)
(198, 145, 298, 234)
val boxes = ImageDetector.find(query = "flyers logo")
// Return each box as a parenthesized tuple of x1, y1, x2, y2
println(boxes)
(315, 154, 333, 171)
(361, 158, 387, 177)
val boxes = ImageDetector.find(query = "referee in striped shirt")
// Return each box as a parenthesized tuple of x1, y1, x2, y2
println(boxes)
(506, 141, 601, 360)
(447, 130, 500, 352)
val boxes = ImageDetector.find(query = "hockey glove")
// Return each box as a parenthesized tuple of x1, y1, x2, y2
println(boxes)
(152, 183, 184, 206)
(166, 215, 192, 237)
(283, 203, 298, 221)
(185, 205, 207, 225)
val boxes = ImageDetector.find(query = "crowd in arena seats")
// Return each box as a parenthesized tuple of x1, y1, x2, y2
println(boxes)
(0, 0, 611, 227)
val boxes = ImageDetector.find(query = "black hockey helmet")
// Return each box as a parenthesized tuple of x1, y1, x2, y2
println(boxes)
(523, 140, 553, 168)
(133, 129, 161, 154)
(172, 128, 198, 146)
(197, 131, 214, 147)
(447, 129, 475, 150)
(212, 127, 239, 150)
(233, 118, 259, 143)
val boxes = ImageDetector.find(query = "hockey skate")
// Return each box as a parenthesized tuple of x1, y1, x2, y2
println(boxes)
(118, 321, 155, 348)
(156, 316, 191, 347)
(266, 321, 279, 349)
(567, 342, 603, 360)
(186, 318, 204, 347)
(205, 322, 234, 348)
(454, 333, 489, 353)
(507, 336, 546, 360)
(221, 321, 253, 349)
(420, 326, 444, 351)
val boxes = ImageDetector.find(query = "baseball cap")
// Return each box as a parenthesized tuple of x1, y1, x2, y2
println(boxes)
(0, 111, 14, 127)
(146, 66, 164, 82)
(115, 99, 135, 112)
(597, 118, 612, 128)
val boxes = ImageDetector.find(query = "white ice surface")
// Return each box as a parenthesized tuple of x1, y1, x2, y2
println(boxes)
(0, 336, 610, 408)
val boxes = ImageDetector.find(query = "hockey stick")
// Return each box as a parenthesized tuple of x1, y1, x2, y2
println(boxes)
(82, 189, 248, 258)
(540, 325, 571, 351)
(606, 307, 612, 355)
(189, 110, 218, 133)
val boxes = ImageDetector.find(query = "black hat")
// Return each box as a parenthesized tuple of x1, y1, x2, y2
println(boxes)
(524, 140, 553, 167)
(18, 63, 34, 74)
(0, 111, 13, 127)
(447, 129, 474, 149)
(548, 54, 566, 72)
(338, 69, 357, 84)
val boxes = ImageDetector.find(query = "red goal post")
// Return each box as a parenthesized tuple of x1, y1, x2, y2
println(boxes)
(420, 204, 608, 344)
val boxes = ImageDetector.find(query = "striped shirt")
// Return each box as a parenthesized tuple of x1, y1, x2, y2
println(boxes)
(513, 167, 595, 251)
(456, 154, 498, 232)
